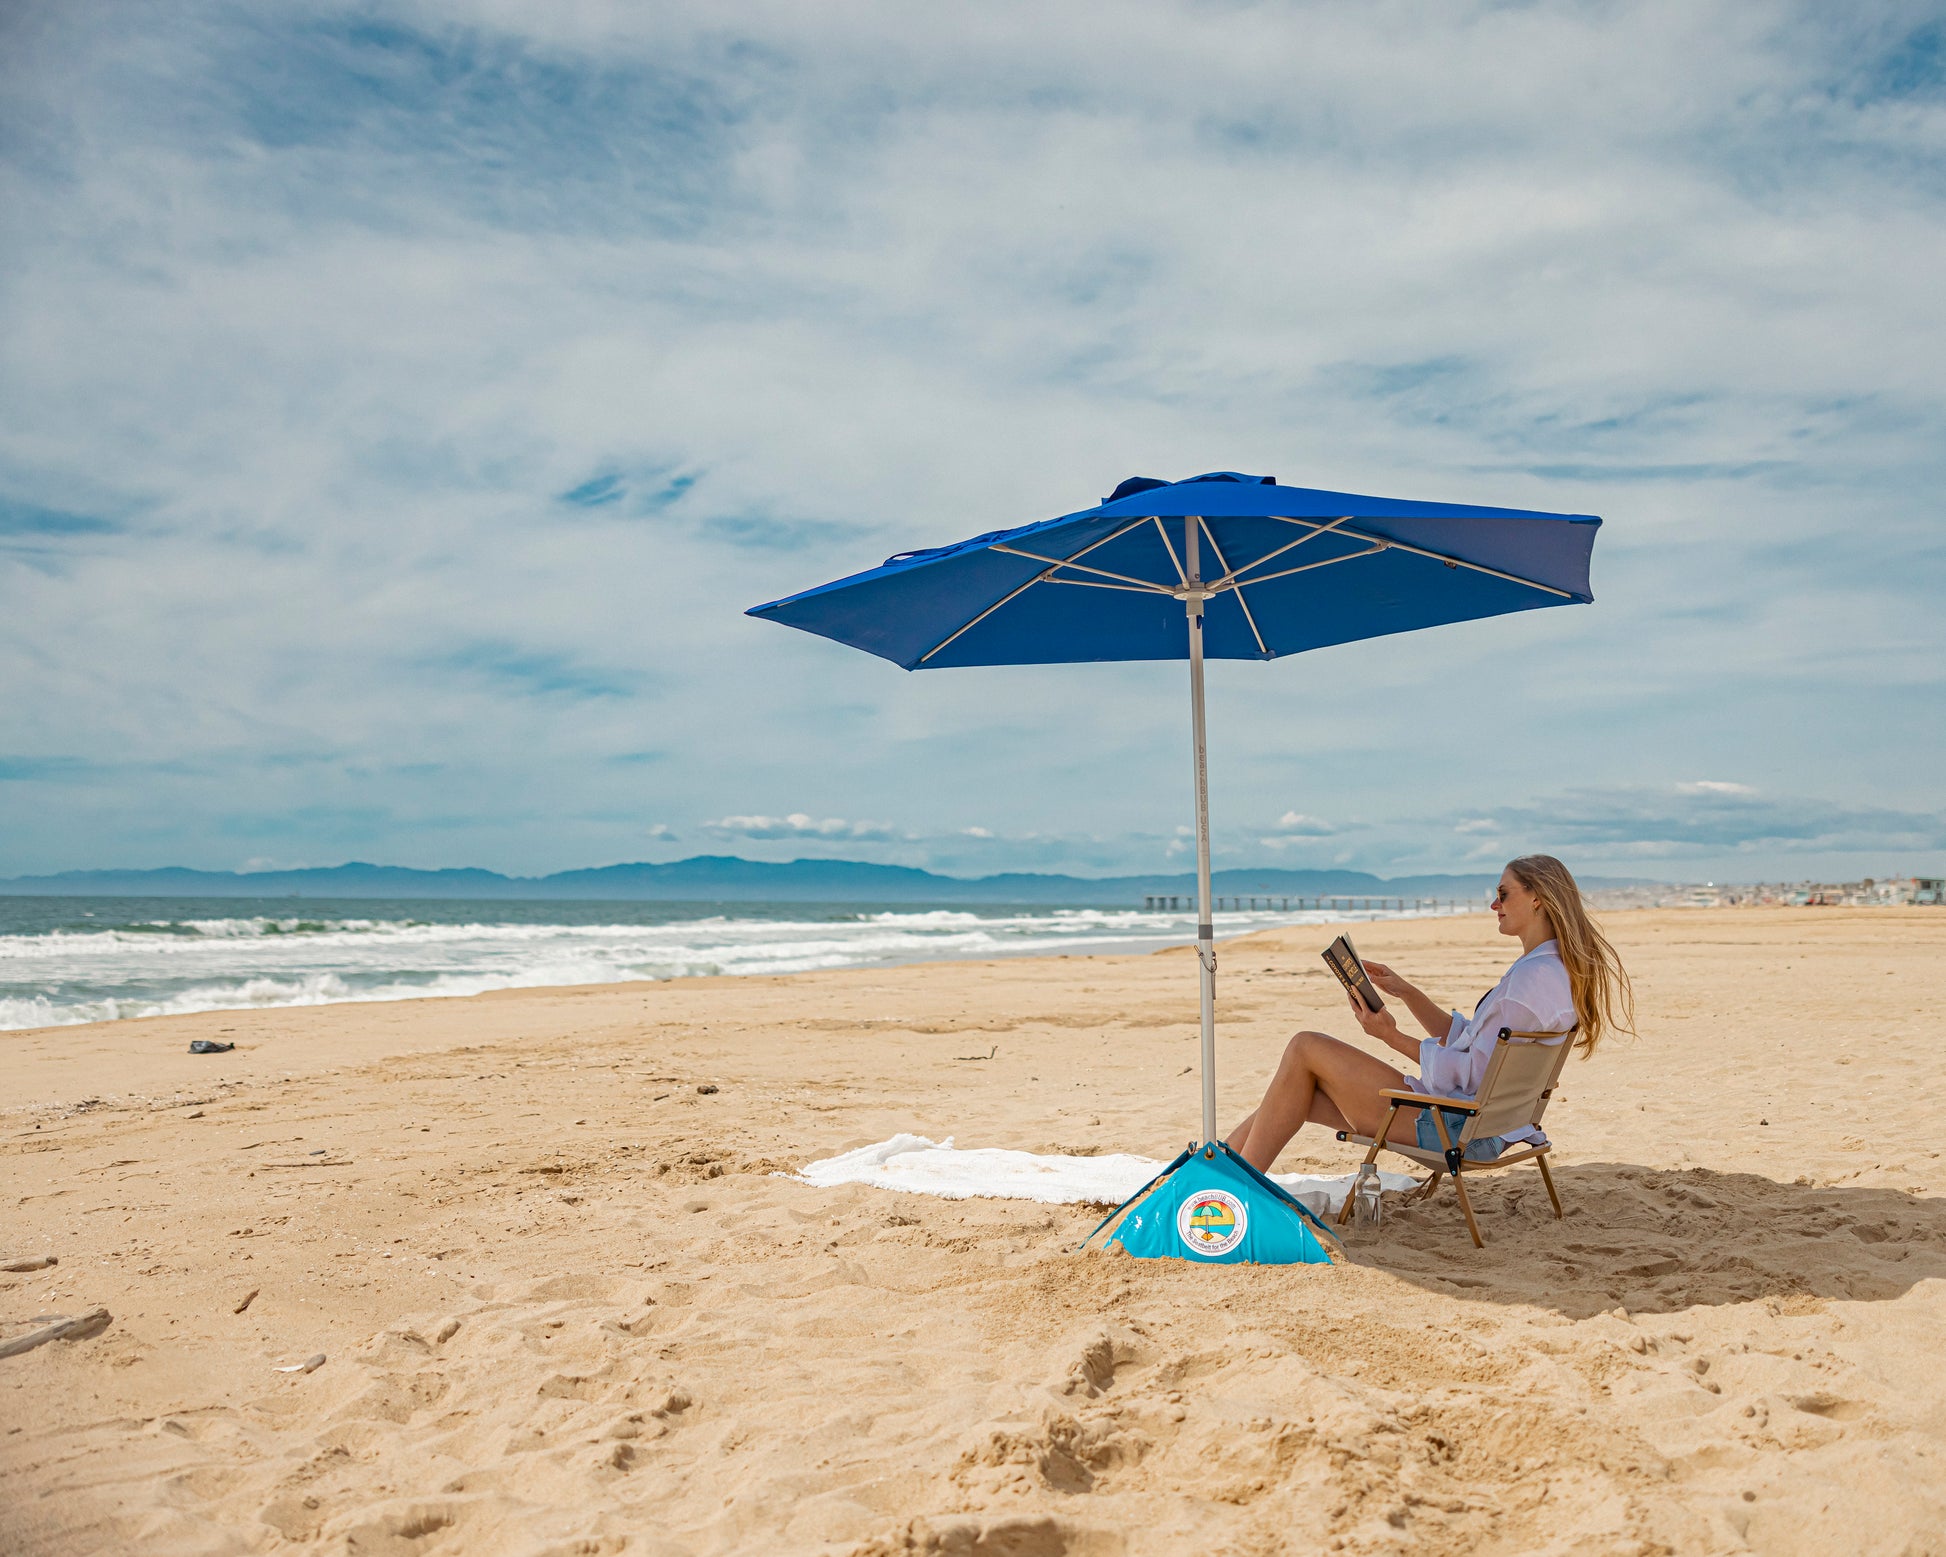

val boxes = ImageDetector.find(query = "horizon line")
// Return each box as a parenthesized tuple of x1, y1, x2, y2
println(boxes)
(0, 854, 1911, 891)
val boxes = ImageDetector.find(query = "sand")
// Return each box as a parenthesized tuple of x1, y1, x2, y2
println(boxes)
(3, 906, 1945, 1556)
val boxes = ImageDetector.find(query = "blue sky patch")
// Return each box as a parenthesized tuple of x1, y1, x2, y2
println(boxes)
(0, 498, 119, 537)
(558, 471, 699, 513)
(0, 756, 101, 782)
(438, 642, 636, 701)
(560, 473, 625, 508)
(1863, 21, 1945, 100)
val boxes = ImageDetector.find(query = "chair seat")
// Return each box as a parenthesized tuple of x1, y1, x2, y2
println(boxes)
(1340, 1132, 1551, 1171)
(1340, 1133, 1447, 1170)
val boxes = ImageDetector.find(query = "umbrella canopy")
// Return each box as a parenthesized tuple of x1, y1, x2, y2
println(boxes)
(748, 471, 1599, 669)
(748, 471, 1601, 1237)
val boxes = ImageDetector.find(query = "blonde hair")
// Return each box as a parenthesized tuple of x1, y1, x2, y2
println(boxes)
(1505, 854, 1633, 1057)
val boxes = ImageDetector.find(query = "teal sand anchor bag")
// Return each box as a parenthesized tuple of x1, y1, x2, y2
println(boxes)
(1080, 1141, 1337, 1265)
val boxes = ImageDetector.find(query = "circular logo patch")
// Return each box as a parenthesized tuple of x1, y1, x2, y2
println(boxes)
(1176, 1188, 1248, 1257)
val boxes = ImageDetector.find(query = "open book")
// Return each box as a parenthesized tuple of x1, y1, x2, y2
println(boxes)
(1322, 933, 1384, 1013)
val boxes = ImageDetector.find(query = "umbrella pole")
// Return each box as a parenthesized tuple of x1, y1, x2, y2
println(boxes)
(1184, 520, 1218, 1146)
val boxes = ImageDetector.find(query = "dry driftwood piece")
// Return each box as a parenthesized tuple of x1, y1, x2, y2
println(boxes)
(0, 1308, 111, 1360)
(234, 1287, 260, 1314)
(1, 1255, 58, 1273)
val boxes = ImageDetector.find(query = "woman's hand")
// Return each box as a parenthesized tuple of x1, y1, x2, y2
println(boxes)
(1348, 990, 1421, 1061)
(1348, 990, 1402, 1044)
(1359, 961, 1454, 1042)
(1362, 959, 1411, 998)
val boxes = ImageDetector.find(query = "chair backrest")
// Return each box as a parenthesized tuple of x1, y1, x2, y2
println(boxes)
(1462, 1028, 1576, 1141)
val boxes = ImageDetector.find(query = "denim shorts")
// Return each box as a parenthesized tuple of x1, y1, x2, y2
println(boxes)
(1414, 1106, 1507, 1162)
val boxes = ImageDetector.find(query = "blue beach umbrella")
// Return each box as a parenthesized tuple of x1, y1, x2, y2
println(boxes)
(749, 472, 1600, 1261)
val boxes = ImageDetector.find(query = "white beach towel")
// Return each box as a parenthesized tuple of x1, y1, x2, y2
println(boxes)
(794, 1134, 1418, 1218)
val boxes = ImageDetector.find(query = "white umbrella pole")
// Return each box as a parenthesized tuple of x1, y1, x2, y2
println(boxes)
(1184, 519, 1218, 1146)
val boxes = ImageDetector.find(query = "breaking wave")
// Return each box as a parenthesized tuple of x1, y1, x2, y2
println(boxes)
(0, 899, 1464, 1031)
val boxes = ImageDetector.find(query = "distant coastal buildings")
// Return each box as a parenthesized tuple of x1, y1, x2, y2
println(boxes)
(1136, 875, 1938, 910)
(1134, 879, 1946, 912)
(1665, 877, 1944, 908)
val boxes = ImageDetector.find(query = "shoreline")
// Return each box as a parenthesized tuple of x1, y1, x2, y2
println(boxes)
(0, 900, 1928, 1119)
(5, 906, 1945, 1554)
(0, 896, 1490, 1042)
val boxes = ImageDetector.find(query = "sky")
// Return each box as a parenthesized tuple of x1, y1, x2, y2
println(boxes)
(2, 0, 1943, 884)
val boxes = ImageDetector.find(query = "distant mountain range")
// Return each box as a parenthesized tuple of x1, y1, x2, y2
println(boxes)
(0, 856, 1646, 905)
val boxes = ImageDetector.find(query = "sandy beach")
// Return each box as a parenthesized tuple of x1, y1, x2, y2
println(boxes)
(4, 906, 1945, 1555)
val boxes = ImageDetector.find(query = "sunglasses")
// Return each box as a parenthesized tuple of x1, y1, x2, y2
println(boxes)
(1489, 885, 1513, 907)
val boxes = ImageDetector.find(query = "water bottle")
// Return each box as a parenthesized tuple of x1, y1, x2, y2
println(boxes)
(1353, 1163, 1383, 1229)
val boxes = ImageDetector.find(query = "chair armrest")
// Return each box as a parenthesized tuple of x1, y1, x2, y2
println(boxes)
(1377, 1089, 1479, 1112)
(1501, 1028, 1574, 1043)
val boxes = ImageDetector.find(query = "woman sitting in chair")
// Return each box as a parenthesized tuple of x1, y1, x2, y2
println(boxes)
(1228, 853, 1631, 1172)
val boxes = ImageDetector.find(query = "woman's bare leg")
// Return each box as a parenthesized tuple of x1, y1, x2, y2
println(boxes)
(1227, 1031, 1410, 1172)
(1229, 1091, 1353, 1162)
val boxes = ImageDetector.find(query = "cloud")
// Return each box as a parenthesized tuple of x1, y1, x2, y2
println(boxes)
(703, 812, 899, 842)
(1453, 782, 1946, 860)
(704, 513, 872, 552)
(1255, 811, 1350, 854)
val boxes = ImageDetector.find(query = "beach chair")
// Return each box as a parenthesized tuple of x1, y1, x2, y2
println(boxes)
(1335, 1027, 1575, 1248)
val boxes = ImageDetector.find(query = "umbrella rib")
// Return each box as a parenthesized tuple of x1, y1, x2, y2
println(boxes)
(1041, 577, 1169, 594)
(1232, 544, 1389, 588)
(1029, 515, 1158, 569)
(1214, 515, 1356, 589)
(915, 571, 1049, 665)
(1194, 518, 1268, 656)
(1313, 520, 1578, 600)
(989, 545, 1176, 594)
(915, 517, 1158, 665)
(1152, 516, 1186, 585)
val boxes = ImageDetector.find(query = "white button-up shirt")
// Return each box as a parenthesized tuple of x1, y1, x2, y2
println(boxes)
(1409, 938, 1574, 1144)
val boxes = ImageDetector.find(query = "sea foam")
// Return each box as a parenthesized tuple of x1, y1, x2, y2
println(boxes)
(0, 900, 1459, 1031)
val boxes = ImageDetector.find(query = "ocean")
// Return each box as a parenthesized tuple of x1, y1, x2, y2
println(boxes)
(0, 894, 1470, 1032)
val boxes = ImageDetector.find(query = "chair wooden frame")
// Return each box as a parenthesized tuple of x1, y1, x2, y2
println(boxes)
(1335, 1027, 1575, 1248)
